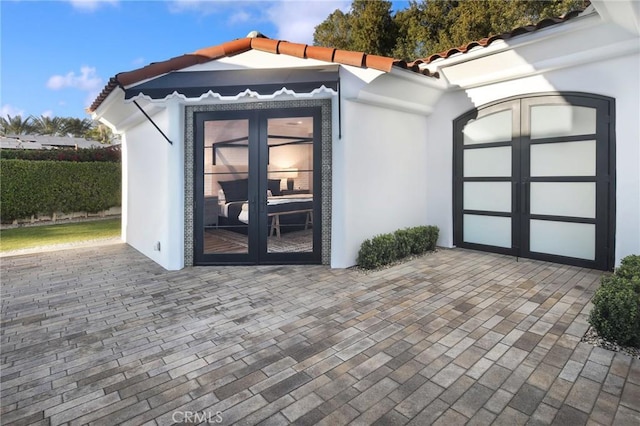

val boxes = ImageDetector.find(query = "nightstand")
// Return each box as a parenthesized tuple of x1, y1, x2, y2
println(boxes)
(204, 196, 218, 226)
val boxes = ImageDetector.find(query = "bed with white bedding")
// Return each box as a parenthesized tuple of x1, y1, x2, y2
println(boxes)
(216, 179, 313, 234)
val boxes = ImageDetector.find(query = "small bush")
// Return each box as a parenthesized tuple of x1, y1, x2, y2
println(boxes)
(589, 275, 640, 347)
(616, 255, 640, 282)
(394, 229, 413, 258)
(407, 225, 439, 254)
(589, 254, 640, 348)
(357, 225, 439, 270)
(357, 234, 398, 270)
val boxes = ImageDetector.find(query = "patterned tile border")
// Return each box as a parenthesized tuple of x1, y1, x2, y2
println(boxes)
(184, 98, 333, 266)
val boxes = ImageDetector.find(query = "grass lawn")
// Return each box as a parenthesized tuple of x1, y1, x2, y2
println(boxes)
(0, 218, 121, 252)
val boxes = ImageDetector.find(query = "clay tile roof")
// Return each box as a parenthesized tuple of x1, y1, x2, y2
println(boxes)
(89, 7, 586, 113)
(89, 35, 422, 113)
(420, 9, 586, 64)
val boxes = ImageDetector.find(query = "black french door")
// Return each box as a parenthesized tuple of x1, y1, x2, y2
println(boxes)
(194, 107, 322, 265)
(454, 93, 615, 270)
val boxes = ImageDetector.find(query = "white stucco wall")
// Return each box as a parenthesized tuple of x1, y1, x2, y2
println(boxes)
(426, 53, 640, 266)
(331, 100, 429, 268)
(122, 102, 184, 270)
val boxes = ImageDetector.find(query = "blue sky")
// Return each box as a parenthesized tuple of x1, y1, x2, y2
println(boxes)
(1, 0, 411, 120)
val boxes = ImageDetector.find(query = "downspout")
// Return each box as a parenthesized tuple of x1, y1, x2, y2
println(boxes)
(338, 78, 342, 140)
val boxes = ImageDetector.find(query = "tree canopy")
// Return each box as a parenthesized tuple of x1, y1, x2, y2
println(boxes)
(313, 0, 588, 60)
(0, 114, 116, 144)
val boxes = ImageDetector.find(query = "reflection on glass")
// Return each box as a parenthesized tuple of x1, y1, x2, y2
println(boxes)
(463, 110, 512, 145)
(266, 117, 314, 254)
(203, 119, 249, 254)
(530, 105, 596, 139)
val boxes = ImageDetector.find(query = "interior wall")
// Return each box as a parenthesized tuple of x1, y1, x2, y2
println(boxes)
(332, 100, 429, 268)
(426, 53, 640, 266)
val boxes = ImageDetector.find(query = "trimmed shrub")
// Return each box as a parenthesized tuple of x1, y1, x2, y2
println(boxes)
(0, 159, 121, 222)
(616, 255, 640, 282)
(357, 225, 439, 270)
(407, 225, 439, 254)
(394, 229, 413, 259)
(589, 274, 640, 347)
(0, 147, 120, 162)
(357, 234, 399, 270)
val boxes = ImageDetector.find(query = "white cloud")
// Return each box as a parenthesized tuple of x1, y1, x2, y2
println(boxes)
(229, 10, 251, 25)
(167, 1, 349, 43)
(47, 66, 104, 109)
(41, 110, 54, 118)
(47, 66, 103, 92)
(68, 0, 119, 12)
(0, 104, 25, 118)
(167, 0, 227, 15)
(265, 1, 350, 44)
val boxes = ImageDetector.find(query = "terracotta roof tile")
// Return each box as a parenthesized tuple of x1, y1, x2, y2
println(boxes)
(90, 7, 586, 113)
(420, 9, 585, 64)
(89, 36, 419, 112)
(250, 37, 280, 54)
(277, 41, 307, 58)
(363, 54, 396, 73)
(333, 50, 365, 68)
(304, 45, 336, 63)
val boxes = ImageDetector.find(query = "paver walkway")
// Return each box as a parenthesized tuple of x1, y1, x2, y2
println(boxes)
(1, 244, 639, 425)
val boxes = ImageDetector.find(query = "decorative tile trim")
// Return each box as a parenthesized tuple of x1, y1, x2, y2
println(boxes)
(184, 98, 333, 266)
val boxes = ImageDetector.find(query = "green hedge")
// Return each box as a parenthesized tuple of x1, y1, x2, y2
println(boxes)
(357, 226, 439, 270)
(589, 255, 640, 347)
(0, 147, 120, 162)
(1, 159, 121, 221)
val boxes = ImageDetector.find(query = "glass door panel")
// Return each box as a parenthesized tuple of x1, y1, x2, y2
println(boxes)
(530, 140, 596, 176)
(530, 105, 596, 139)
(463, 182, 511, 212)
(266, 116, 314, 254)
(457, 103, 516, 253)
(530, 182, 596, 218)
(530, 220, 595, 260)
(463, 147, 512, 177)
(463, 215, 512, 248)
(463, 110, 512, 144)
(202, 119, 249, 255)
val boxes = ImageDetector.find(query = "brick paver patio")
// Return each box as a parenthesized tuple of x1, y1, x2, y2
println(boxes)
(1, 244, 639, 425)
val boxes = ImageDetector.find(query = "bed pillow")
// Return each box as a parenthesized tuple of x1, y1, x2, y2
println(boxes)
(268, 179, 282, 196)
(218, 179, 248, 202)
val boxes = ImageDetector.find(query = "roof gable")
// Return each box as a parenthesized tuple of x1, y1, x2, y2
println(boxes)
(89, 35, 436, 113)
